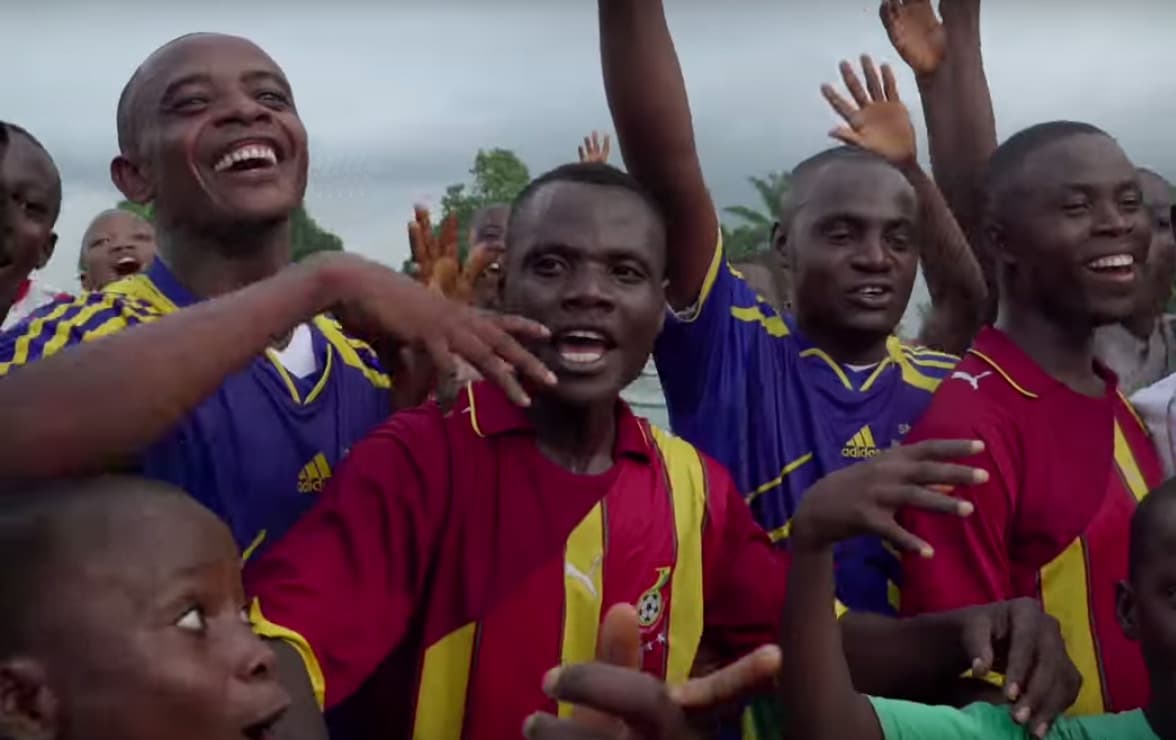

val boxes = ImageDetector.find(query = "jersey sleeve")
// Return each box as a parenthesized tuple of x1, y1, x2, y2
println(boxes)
(700, 458, 790, 659)
(898, 404, 1018, 616)
(0, 291, 158, 376)
(868, 698, 1028, 740)
(243, 409, 450, 709)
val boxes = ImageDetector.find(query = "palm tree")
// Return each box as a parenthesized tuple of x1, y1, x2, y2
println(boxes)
(721, 172, 791, 261)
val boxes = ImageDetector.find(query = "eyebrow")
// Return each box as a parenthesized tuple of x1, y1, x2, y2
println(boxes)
(242, 70, 292, 94)
(160, 69, 292, 104)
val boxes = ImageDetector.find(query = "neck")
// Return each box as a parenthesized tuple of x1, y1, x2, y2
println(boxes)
(995, 299, 1102, 394)
(528, 394, 618, 475)
(798, 320, 889, 365)
(158, 218, 292, 299)
(1123, 310, 1158, 340)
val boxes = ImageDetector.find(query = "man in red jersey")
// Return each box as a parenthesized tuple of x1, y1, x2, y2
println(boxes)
(900, 121, 1164, 718)
(247, 162, 1081, 740)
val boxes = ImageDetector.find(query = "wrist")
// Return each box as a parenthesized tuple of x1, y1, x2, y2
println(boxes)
(787, 514, 837, 555)
(299, 252, 358, 310)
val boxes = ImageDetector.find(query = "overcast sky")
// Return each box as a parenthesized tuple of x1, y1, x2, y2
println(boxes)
(7, 0, 1176, 306)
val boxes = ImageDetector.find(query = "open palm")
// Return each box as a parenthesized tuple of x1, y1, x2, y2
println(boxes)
(880, 0, 947, 77)
(820, 55, 917, 166)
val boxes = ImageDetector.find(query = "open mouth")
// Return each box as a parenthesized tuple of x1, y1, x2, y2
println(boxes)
(848, 284, 894, 309)
(113, 256, 141, 276)
(213, 142, 280, 174)
(1085, 253, 1135, 281)
(241, 706, 285, 740)
(553, 329, 615, 369)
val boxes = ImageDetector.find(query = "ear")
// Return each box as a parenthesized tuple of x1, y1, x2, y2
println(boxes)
(984, 218, 1015, 266)
(0, 658, 58, 740)
(110, 154, 154, 205)
(35, 233, 56, 271)
(1117, 580, 1140, 642)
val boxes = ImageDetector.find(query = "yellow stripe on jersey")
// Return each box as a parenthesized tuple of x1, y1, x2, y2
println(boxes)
(1113, 420, 1149, 502)
(746, 452, 814, 504)
(799, 348, 852, 389)
(558, 502, 606, 718)
(682, 229, 725, 320)
(651, 427, 707, 684)
(412, 622, 478, 740)
(859, 359, 895, 392)
(249, 598, 327, 709)
(313, 316, 391, 389)
(730, 305, 790, 338)
(105, 273, 180, 314)
(1040, 538, 1104, 716)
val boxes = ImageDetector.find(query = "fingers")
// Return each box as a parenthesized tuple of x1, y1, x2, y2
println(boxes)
(591, 130, 601, 154)
(957, 609, 996, 679)
(601, 134, 611, 161)
(820, 83, 858, 125)
(881, 62, 901, 101)
(408, 221, 426, 273)
(440, 214, 459, 262)
(523, 713, 612, 740)
(872, 518, 934, 558)
(828, 126, 866, 149)
(422, 336, 459, 399)
(492, 313, 555, 343)
(1018, 657, 1081, 740)
(597, 604, 641, 669)
(860, 54, 884, 102)
(905, 461, 988, 488)
(1000, 600, 1041, 704)
(838, 60, 871, 108)
(885, 484, 974, 518)
(669, 644, 782, 710)
(543, 663, 681, 733)
(904, 439, 985, 461)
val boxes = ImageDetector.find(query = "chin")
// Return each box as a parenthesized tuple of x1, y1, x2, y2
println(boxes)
(550, 377, 625, 407)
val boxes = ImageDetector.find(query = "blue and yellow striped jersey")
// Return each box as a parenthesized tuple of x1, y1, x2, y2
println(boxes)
(0, 260, 392, 558)
(654, 240, 957, 614)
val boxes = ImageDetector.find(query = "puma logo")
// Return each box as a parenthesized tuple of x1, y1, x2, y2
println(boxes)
(565, 556, 603, 600)
(952, 371, 993, 390)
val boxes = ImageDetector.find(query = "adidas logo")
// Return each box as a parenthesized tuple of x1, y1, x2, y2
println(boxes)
(841, 425, 881, 459)
(297, 453, 333, 494)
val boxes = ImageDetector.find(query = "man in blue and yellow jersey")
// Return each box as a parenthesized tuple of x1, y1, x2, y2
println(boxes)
(0, 33, 553, 558)
(599, 0, 986, 616)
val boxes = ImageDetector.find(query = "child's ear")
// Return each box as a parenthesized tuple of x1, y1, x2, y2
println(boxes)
(0, 658, 58, 740)
(1116, 580, 1140, 642)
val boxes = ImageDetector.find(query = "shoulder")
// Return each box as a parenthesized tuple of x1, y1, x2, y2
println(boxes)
(896, 342, 960, 379)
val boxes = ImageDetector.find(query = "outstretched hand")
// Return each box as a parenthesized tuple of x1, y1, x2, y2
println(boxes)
(407, 206, 461, 295)
(790, 439, 985, 556)
(523, 604, 781, 739)
(821, 55, 918, 166)
(880, 0, 947, 77)
(578, 131, 612, 165)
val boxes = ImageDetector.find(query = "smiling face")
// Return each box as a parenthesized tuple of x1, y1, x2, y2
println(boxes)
(782, 156, 918, 353)
(0, 130, 59, 292)
(1135, 170, 1176, 319)
(501, 179, 666, 405)
(19, 488, 289, 740)
(80, 210, 157, 290)
(112, 34, 308, 239)
(992, 133, 1149, 329)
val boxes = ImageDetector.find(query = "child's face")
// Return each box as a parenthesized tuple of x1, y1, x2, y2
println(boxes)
(40, 497, 289, 740)
(80, 211, 157, 290)
(0, 134, 57, 292)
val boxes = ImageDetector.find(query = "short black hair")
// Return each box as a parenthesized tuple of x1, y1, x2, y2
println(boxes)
(1129, 478, 1176, 581)
(0, 477, 193, 657)
(507, 162, 663, 248)
(778, 146, 895, 229)
(983, 121, 1109, 221)
(0, 121, 63, 220)
(117, 33, 216, 154)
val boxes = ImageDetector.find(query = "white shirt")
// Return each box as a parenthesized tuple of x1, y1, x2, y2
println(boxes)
(2, 277, 68, 331)
(1131, 372, 1176, 478)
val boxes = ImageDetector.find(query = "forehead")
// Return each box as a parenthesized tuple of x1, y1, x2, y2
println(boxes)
(1, 135, 58, 190)
(88, 211, 151, 236)
(509, 181, 665, 265)
(795, 159, 916, 224)
(472, 206, 510, 234)
(136, 34, 287, 106)
(1017, 133, 1135, 193)
(1139, 172, 1173, 210)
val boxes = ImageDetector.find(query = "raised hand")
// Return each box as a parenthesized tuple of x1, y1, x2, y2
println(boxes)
(879, 0, 947, 77)
(821, 55, 918, 167)
(578, 131, 612, 165)
(790, 439, 986, 556)
(523, 604, 781, 739)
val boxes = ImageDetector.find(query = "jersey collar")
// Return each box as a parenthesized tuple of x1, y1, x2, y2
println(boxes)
(967, 326, 1120, 400)
(460, 380, 653, 462)
(142, 259, 199, 309)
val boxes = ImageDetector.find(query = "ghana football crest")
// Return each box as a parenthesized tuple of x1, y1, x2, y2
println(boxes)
(636, 566, 672, 627)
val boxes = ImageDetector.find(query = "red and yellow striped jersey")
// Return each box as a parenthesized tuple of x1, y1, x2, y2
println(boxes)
(245, 381, 787, 740)
(900, 327, 1162, 715)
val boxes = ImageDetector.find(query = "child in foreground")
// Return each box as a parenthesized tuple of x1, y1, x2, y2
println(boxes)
(0, 476, 290, 740)
(781, 465, 1176, 739)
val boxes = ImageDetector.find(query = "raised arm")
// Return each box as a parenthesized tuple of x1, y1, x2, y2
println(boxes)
(0, 253, 552, 483)
(599, 0, 717, 308)
(882, 0, 997, 314)
(821, 56, 986, 353)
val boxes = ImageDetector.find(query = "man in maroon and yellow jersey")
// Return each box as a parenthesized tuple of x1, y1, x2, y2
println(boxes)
(900, 122, 1164, 717)
(246, 162, 1080, 740)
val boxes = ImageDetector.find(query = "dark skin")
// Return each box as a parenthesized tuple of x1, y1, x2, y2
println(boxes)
(1118, 494, 1176, 740)
(80, 209, 157, 290)
(470, 203, 510, 309)
(600, 0, 984, 361)
(0, 480, 292, 740)
(783, 442, 1083, 740)
(0, 34, 554, 483)
(0, 132, 59, 323)
(1122, 171, 1176, 338)
(992, 133, 1150, 397)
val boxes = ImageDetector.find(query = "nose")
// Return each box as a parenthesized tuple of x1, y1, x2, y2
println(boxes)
(215, 89, 274, 128)
(849, 234, 890, 273)
(561, 264, 615, 311)
(1093, 198, 1133, 237)
(236, 627, 278, 682)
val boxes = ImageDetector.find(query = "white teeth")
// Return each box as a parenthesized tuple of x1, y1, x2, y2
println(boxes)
(1087, 254, 1134, 270)
(858, 286, 885, 296)
(213, 144, 278, 173)
(564, 330, 606, 342)
(560, 349, 604, 365)
(117, 256, 138, 266)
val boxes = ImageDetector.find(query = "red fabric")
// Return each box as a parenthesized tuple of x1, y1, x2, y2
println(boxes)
(13, 279, 29, 303)
(899, 327, 1161, 712)
(244, 381, 786, 739)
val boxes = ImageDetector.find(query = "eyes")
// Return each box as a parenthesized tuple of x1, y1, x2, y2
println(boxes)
(529, 253, 649, 285)
(174, 604, 252, 634)
(170, 88, 291, 114)
(820, 219, 912, 251)
(1061, 190, 1143, 217)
